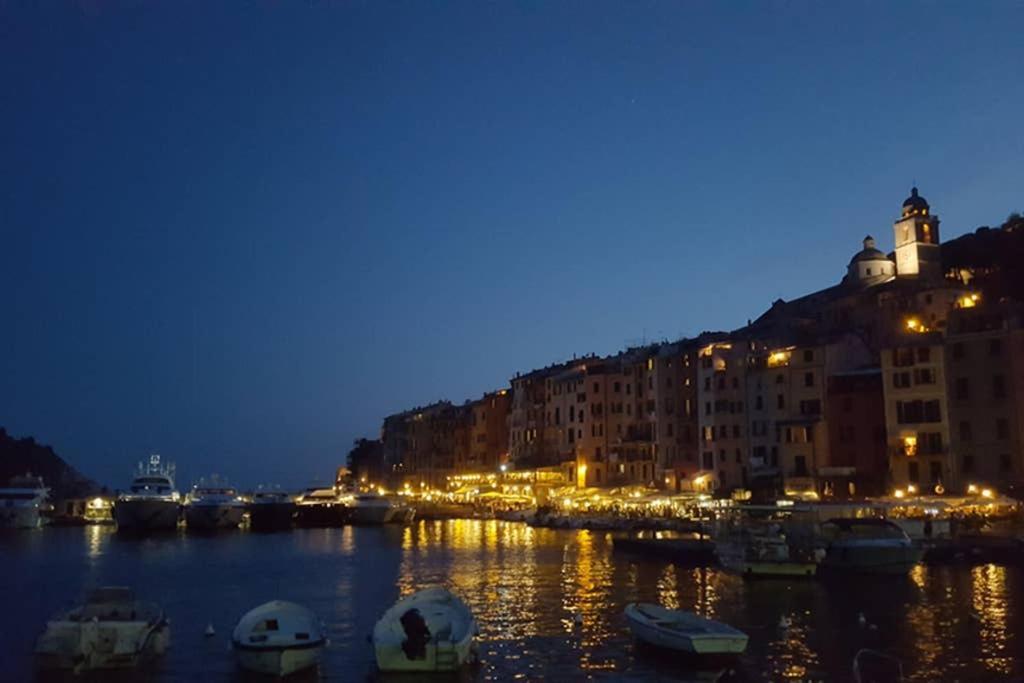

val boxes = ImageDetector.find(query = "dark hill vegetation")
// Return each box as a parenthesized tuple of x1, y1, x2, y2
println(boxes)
(942, 213, 1024, 302)
(0, 428, 102, 499)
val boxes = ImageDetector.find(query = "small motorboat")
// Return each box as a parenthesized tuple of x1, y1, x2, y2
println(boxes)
(231, 600, 325, 678)
(624, 603, 748, 656)
(820, 518, 924, 575)
(34, 587, 170, 673)
(715, 524, 823, 578)
(373, 587, 478, 672)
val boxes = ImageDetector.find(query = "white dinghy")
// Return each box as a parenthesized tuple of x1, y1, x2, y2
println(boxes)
(34, 587, 170, 673)
(231, 600, 325, 677)
(373, 587, 478, 672)
(624, 603, 748, 656)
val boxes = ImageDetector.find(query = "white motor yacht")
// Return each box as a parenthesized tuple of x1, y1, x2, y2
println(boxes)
(232, 600, 324, 677)
(113, 455, 180, 532)
(347, 492, 396, 524)
(373, 587, 478, 673)
(0, 474, 50, 529)
(184, 479, 246, 530)
(34, 587, 170, 673)
(624, 603, 748, 656)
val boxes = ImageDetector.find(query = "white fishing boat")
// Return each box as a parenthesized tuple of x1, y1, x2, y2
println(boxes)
(820, 518, 924, 575)
(347, 492, 395, 524)
(231, 600, 325, 677)
(624, 603, 748, 655)
(34, 587, 170, 673)
(183, 478, 246, 530)
(373, 587, 478, 672)
(113, 455, 180, 532)
(0, 474, 50, 529)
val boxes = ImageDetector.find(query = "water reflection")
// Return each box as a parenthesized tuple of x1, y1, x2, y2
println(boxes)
(972, 563, 1011, 675)
(3, 523, 1023, 681)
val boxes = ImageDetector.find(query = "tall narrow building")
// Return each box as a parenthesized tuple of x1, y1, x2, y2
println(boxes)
(894, 187, 942, 280)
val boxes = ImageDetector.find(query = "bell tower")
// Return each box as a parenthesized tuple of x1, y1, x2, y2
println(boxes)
(894, 187, 941, 280)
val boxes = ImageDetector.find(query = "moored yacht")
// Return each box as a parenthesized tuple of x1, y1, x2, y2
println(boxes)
(295, 487, 349, 527)
(249, 488, 297, 531)
(0, 474, 51, 529)
(184, 479, 246, 530)
(347, 492, 396, 524)
(113, 455, 180, 532)
(819, 518, 924, 575)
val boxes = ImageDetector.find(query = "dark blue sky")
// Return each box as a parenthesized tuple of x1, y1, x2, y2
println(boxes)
(2, 2, 1021, 488)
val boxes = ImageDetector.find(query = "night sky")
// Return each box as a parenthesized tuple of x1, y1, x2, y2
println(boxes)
(2, 2, 1022, 488)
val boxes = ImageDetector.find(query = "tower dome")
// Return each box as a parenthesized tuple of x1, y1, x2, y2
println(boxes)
(901, 187, 929, 217)
(846, 235, 895, 288)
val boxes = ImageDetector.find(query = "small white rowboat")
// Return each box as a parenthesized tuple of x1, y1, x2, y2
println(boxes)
(624, 603, 748, 655)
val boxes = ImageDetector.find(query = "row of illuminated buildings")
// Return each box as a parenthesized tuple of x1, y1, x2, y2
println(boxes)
(375, 188, 1024, 498)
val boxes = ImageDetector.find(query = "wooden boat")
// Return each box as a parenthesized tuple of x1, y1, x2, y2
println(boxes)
(373, 587, 477, 672)
(231, 600, 324, 677)
(624, 603, 748, 655)
(34, 587, 169, 673)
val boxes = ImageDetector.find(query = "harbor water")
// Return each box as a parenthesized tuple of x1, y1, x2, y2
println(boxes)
(4, 520, 1024, 682)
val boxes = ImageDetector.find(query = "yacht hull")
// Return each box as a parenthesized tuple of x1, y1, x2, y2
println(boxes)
(349, 505, 394, 525)
(249, 502, 296, 531)
(114, 500, 179, 532)
(822, 543, 924, 575)
(0, 506, 43, 529)
(184, 504, 245, 530)
(295, 504, 349, 528)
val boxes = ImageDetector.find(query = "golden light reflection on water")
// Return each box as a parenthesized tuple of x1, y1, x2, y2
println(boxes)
(972, 563, 1011, 675)
(559, 530, 617, 671)
(656, 564, 679, 610)
(381, 521, 1022, 680)
(86, 523, 104, 559)
(687, 567, 720, 619)
(765, 618, 818, 680)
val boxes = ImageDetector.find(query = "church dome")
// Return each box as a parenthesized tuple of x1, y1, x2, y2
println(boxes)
(902, 187, 929, 213)
(849, 235, 888, 264)
(846, 235, 894, 288)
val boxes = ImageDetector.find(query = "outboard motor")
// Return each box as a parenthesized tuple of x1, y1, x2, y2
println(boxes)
(399, 608, 430, 659)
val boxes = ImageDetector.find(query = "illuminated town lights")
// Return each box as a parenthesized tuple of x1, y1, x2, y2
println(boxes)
(981, 488, 994, 499)
(967, 484, 979, 494)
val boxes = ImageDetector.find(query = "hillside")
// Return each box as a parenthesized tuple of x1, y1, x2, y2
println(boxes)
(0, 428, 103, 499)
(943, 213, 1024, 302)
